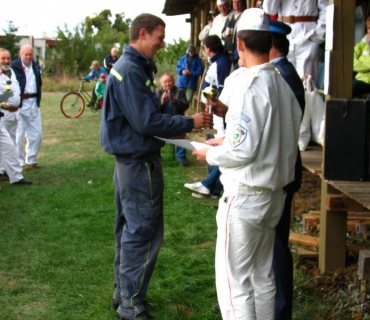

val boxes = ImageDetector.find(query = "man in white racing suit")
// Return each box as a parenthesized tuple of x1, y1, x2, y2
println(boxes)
(193, 8, 302, 319)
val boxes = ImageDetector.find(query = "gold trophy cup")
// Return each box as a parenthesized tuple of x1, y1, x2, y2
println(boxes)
(201, 86, 218, 135)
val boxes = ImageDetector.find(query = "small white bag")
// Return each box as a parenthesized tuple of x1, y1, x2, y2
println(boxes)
(298, 75, 325, 150)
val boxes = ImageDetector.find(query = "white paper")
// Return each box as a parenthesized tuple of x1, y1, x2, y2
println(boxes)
(325, 4, 334, 51)
(0, 91, 12, 103)
(155, 137, 212, 151)
(324, 51, 331, 95)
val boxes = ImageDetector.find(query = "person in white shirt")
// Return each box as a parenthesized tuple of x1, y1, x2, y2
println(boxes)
(208, 0, 231, 43)
(0, 48, 32, 185)
(11, 45, 43, 169)
(193, 8, 302, 319)
(263, 0, 328, 80)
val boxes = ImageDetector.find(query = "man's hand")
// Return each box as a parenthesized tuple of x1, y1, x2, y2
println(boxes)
(0, 103, 18, 112)
(205, 137, 224, 146)
(206, 99, 228, 117)
(161, 91, 169, 105)
(191, 112, 213, 129)
(192, 148, 210, 162)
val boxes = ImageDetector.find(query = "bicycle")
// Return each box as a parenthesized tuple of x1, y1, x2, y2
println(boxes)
(60, 79, 101, 118)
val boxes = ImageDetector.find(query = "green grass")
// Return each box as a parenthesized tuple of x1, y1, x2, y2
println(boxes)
(0, 93, 353, 319)
(0, 93, 221, 320)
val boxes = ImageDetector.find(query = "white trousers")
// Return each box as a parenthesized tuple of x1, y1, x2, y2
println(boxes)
(216, 188, 285, 320)
(288, 39, 319, 80)
(16, 107, 42, 166)
(0, 121, 23, 183)
(0, 112, 18, 173)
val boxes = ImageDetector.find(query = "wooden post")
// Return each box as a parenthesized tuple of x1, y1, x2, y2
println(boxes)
(318, 0, 356, 273)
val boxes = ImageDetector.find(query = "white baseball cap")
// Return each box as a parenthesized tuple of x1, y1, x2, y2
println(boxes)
(217, 0, 228, 5)
(237, 8, 269, 32)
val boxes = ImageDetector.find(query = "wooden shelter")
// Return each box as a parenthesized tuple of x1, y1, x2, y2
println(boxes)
(162, 0, 370, 273)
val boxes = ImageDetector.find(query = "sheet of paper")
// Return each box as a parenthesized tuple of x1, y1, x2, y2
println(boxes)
(0, 91, 12, 103)
(325, 4, 334, 51)
(155, 137, 212, 151)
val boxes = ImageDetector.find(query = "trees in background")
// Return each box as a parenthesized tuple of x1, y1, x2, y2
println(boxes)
(46, 10, 131, 76)
(0, 21, 21, 59)
(1, 11, 189, 78)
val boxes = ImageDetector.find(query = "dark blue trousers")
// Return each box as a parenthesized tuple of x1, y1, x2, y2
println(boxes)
(273, 191, 294, 320)
(113, 156, 164, 318)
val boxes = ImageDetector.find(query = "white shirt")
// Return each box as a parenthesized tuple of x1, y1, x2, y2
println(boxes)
(0, 69, 21, 107)
(20, 62, 38, 116)
(0, 68, 21, 119)
(263, 0, 328, 46)
(206, 63, 302, 191)
(209, 14, 229, 42)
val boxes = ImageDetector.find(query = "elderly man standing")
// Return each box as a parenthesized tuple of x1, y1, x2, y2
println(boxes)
(100, 13, 212, 320)
(263, 0, 328, 80)
(104, 47, 119, 74)
(11, 44, 42, 170)
(222, 0, 246, 69)
(176, 44, 203, 102)
(209, 0, 231, 42)
(0, 48, 32, 185)
(0, 48, 19, 180)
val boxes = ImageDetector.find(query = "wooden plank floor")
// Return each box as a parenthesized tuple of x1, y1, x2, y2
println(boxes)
(301, 144, 370, 210)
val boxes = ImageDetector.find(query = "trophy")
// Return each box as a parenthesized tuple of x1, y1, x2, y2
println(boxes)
(201, 86, 218, 135)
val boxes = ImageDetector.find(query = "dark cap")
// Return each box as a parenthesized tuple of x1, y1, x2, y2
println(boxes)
(269, 19, 292, 35)
(187, 44, 196, 52)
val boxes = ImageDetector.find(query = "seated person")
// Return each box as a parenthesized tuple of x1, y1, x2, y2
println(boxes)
(156, 72, 190, 166)
(84, 60, 107, 106)
(353, 16, 370, 98)
(95, 73, 106, 109)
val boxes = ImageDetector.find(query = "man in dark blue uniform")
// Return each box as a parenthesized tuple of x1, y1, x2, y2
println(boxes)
(100, 13, 212, 320)
(269, 19, 305, 320)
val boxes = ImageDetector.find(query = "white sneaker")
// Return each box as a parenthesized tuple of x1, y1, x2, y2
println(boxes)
(184, 182, 210, 195)
(298, 141, 306, 152)
(191, 193, 218, 199)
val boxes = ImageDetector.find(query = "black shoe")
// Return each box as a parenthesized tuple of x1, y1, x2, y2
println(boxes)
(112, 299, 120, 312)
(214, 303, 221, 314)
(0, 173, 9, 181)
(113, 300, 149, 313)
(86, 103, 93, 108)
(12, 178, 32, 185)
(117, 310, 154, 320)
(179, 161, 188, 167)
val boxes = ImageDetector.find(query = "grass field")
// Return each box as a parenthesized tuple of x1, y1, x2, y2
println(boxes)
(0, 93, 223, 320)
(0, 92, 355, 319)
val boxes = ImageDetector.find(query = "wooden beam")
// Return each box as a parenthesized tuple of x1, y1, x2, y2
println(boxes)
(289, 233, 320, 247)
(326, 194, 367, 212)
(319, 0, 356, 273)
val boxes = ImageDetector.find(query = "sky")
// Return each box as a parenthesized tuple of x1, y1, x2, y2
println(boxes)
(0, 0, 190, 44)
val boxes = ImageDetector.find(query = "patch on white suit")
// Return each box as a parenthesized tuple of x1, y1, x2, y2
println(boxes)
(230, 124, 247, 147)
(231, 113, 251, 123)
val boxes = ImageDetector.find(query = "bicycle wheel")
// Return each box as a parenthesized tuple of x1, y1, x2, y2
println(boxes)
(60, 92, 85, 118)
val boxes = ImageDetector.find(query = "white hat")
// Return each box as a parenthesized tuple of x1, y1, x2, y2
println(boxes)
(217, 0, 228, 5)
(237, 8, 269, 32)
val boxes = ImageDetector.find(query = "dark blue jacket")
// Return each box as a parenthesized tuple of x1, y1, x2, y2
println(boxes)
(275, 56, 305, 112)
(11, 58, 42, 107)
(100, 44, 194, 159)
(201, 52, 232, 97)
(274, 56, 305, 193)
(176, 53, 203, 90)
